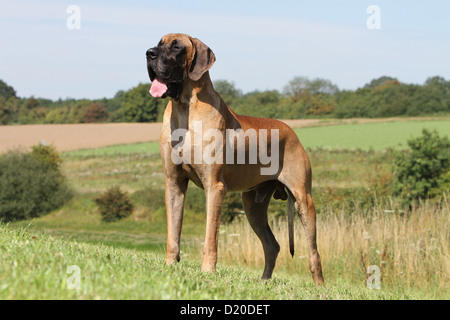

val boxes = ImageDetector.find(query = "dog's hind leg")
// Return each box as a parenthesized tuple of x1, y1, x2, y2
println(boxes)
(279, 169, 325, 286)
(242, 182, 280, 280)
(294, 189, 324, 285)
(296, 189, 325, 286)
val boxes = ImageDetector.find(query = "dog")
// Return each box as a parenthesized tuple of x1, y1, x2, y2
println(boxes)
(146, 33, 324, 285)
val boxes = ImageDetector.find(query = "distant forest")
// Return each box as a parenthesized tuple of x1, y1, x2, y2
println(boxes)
(1, 75, 449, 125)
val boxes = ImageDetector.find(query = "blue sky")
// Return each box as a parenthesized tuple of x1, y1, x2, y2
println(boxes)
(0, 0, 449, 100)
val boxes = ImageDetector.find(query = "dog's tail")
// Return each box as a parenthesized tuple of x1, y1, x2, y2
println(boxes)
(274, 183, 295, 257)
(287, 192, 295, 258)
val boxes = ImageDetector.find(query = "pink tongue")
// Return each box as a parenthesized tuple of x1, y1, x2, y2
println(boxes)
(149, 78, 168, 98)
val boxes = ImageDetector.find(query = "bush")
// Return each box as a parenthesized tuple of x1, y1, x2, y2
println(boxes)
(0, 149, 72, 222)
(30, 143, 62, 170)
(94, 186, 134, 222)
(393, 129, 450, 202)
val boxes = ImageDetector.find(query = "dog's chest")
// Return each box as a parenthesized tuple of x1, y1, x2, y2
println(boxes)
(161, 126, 219, 190)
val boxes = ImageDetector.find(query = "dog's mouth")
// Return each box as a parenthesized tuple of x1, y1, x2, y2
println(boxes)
(147, 63, 184, 100)
(149, 78, 184, 100)
(148, 66, 169, 98)
(149, 78, 168, 98)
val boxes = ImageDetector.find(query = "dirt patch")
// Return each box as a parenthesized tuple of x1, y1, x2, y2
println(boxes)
(0, 123, 163, 153)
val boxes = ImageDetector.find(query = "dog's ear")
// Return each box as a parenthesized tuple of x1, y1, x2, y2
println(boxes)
(188, 38, 216, 81)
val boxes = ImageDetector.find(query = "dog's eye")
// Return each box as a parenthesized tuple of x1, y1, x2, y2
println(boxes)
(171, 40, 183, 51)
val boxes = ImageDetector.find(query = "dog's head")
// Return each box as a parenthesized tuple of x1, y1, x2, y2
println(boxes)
(146, 33, 216, 99)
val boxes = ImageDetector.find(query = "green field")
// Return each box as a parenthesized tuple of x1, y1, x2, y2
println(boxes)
(296, 119, 450, 150)
(2, 118, 450, 300)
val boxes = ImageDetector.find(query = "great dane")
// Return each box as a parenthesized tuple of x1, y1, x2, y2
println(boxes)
(146, 33, 324, 285)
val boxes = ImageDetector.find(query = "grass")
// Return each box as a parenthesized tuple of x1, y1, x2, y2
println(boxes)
(64, 141, 160, 158)
(295, 119, 450, 150)
(60, 152, 165, 194)
(2, 117, 450, 299)
(0, 224, 421, 299)
(185, 196, 450, 299)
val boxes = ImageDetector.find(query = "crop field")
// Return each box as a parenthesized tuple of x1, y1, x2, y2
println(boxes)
(296, 119, 450, 150)
(1, 117, 449, 300)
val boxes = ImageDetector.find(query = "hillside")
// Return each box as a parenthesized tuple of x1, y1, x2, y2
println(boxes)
(2, 118, 449, 300)
(0, 224, 421, 300)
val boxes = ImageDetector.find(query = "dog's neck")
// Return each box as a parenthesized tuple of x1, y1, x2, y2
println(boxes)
(176, 71, 216, 105)
(170, 72, 231, 127)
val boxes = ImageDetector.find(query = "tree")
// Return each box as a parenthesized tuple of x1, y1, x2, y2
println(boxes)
(232, 90, 281, 118)
(0, 79, 16, 100)
(106, 90, 125, 121)
(424, 76, 450, 88)
(213, 80, 242, 105)
(0, 96, 19, 124)
(17, 97, 45, 124)
(44, 106, 71, 124)
(83, 102, 109, 123)
(364, 76, 399, 89)
(307, 78, 339, 95)
(370, 82, 416, 117)
(120, 83, 163, 122)
(283, 76, 339, 97)
(411, 76, 450, 115)
(281, 91, 336, 118)
(68, 100, 91, 123)
(283, 76, 310, 97)
(0, 97, 11, 124)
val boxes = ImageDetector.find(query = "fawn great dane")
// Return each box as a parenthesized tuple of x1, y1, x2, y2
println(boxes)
(146, 33, 324, 285)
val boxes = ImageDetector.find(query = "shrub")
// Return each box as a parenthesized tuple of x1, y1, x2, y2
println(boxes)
(0, 149, 72, 222)
(393, 129, 450, 202)
(30, 143, 62, 170)
(94, 186, 134, 222)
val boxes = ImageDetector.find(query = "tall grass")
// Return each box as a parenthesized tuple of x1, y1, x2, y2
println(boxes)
(185, 195, 450, 298)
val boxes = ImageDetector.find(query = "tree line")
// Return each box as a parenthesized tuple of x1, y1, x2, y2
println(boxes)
(1, 75, 449, 125)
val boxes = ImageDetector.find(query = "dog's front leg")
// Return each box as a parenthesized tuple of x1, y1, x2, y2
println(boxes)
(201, 180, 226, 273)
(165, 177, 188, 265)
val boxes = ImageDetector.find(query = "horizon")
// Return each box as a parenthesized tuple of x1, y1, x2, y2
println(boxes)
(1, 0, 449, 100)
(1, 74, 446, 102)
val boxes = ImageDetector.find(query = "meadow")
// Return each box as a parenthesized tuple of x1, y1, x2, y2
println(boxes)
(2, 118, 450, 299)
